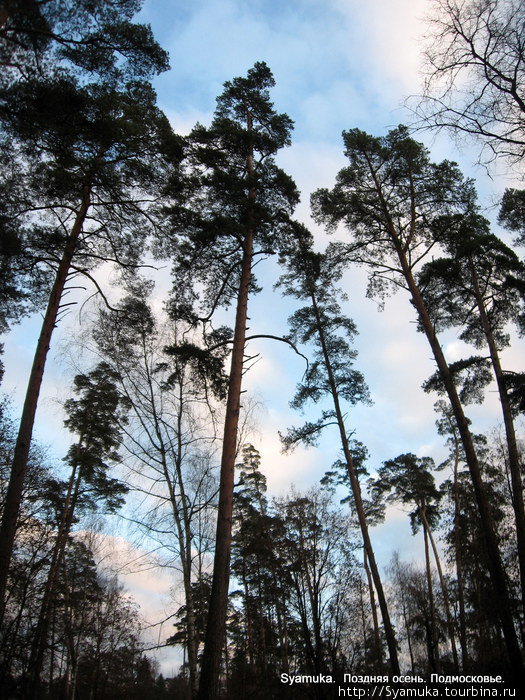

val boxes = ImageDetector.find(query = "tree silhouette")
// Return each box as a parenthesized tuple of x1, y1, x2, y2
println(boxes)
(312, 125, 523, 676)
(165, 62, 299, 699)
(279, 239, 400, 674)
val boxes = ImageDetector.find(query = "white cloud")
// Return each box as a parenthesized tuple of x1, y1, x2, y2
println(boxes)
(78, 531, 183, 676)
(332, 0, 431, 93)
(163, 106, 213, 136)
(253, 413, 321, 494)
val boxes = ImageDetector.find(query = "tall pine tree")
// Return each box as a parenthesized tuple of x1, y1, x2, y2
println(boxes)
(165, 62, 299, 698)
(278, 237, 400, 674)
(0, 75, 179, 621)
(312, 125, 523, 677)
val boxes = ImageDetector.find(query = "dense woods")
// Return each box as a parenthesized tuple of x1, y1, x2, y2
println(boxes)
(1, 0, 525, 698)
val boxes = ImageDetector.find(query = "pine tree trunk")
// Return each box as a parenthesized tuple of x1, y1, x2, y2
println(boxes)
(309, 290, 400, 675)
(28, 452, 83, 698)
(0, 186, 91, 623)
(420, 507, 459, 670)
(197, 122, 255, 697)
(364, 157, 516, 668)
(423, 519, 440, 672)
(450, 428, 469, 669)
(363, 548, 382, 665)
(468, 256, 525, 618)
(401, 258, 523, 675)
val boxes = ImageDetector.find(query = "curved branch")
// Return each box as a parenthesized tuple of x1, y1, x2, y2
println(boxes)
(244, 334, 309, 371)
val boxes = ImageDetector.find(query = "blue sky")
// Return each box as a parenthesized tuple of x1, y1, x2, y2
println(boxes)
(3, 0, 525, 676)
(139, 0, 425, 137)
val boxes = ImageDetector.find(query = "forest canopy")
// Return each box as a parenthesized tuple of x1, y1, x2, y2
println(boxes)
(1, 0, 525, 698)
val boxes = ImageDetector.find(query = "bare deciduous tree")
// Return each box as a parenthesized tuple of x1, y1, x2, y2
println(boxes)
(412, 0, 525, 169)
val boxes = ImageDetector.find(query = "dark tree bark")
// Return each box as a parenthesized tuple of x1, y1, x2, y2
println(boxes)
(309, 290, 400, 675)
(198, 225, 254, 698)
(403, 255, 522, 675)
(467, 256, 525, 616)
(0, 187, 90, 623)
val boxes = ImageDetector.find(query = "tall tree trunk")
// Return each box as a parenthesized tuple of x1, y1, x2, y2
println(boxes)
(363, 548, 382, 665)
(0, 186, 91, 623)
(420, 507, 459, 670)
(28, 450, 83, 698)
(365, 156, 520, 669)
(309, 289, 400, 674)
(382, 213, 523, 674)
(404, 260, 522, 674)
(423, 519, 440, 672)
(366, 154, 522, 672)
(197, 115, 255, 699)
(449, 425, 469, 669)
(468, 256, 525, 618)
